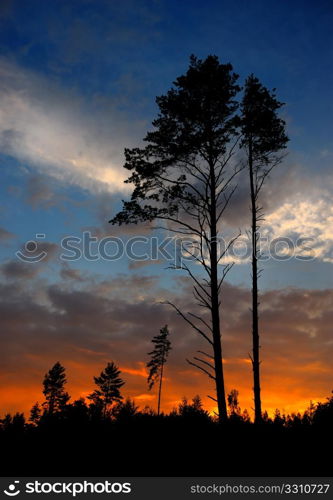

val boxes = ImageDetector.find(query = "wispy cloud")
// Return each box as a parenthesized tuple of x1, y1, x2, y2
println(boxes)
(0, 58, 145, 193)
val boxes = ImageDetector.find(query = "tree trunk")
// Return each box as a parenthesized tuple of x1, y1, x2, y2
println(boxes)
(157, 350, 165, 416)
(210, 161, 228, 422)
(249, 140, 262, 423)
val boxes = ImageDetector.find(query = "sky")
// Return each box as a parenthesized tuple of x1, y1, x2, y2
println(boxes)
(0, 0, 332, 418)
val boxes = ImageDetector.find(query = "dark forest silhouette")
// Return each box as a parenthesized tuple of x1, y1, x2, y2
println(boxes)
(1, 361, 332, 475)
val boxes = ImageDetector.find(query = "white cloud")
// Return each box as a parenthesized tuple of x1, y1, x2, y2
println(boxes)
(219, 183, 333, 265)
(0, 58, 144, 193)
(263, 193, 333, 262)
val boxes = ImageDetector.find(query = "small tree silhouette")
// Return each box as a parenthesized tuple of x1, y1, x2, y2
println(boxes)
(227, 389, 240, 415)
(43, 362, 70, 415)
(0, 414, 13, 431)
(177, 395, 210, 421)
(29, 402, 41, 426)
(88, 361, 125, 419)
(2, 413, 26, 434)
(273, 408, 286, 427)
(147, 325, 171, 415)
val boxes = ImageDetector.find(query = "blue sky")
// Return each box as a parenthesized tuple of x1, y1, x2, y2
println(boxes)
(0, 0, 332, 289)
(0, 0, 333, 416)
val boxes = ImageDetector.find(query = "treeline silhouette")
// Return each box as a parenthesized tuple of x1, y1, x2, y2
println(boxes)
(1, 361, 332, 476)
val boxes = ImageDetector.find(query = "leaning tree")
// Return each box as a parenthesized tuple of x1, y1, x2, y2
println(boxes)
(110, 55, 242, 421)
(147, 324, 172, 415)
(240, 75, 288, 422)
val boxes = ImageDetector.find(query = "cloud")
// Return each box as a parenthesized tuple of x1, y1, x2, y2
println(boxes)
(223, 162, 306, 228)
(1, 242, 59, 281)
(2, 56, 331, 268)
(24, 173, 62, 209)
(59, 263, 85, 282)
(1, 260, 39, 280)
(82, 190, 154, 239)
(218, 163, 333, 265)
(0, 57, 145, 194)
(263, 193, 333, 262)
(0, 227, 14, 241)
(0, 270, 332, 417)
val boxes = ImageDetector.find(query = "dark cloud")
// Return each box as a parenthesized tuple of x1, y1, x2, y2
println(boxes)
(25, 173, 60, 209)
(1, 242, 59, 281)
(59, 263, 84, 282)
(0, 226, 14, 241)
(0, 269, 332, 415)
(1, 260, 39, 280)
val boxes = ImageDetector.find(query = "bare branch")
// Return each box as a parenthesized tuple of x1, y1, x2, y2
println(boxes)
(188, 312, 213, 332)
(163, 301, 213, 345)
(207, 395, 218, 402)
(181, 264, 211, 298)
(198, 350, 214, 360)
(217, 231, 241, 263)
(193, 356, 215, 372)
(217, 263, 234, 290)
(157, 215, 202, 237)
(186, 358, 216, 380)
(193, 285, 212, 310)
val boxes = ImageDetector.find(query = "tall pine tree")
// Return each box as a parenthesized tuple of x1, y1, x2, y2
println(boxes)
(147, 325, 172, 415)
(110, 55, 241, 421)
(43, 362, 70, 415)
(241, 75, 288, 422)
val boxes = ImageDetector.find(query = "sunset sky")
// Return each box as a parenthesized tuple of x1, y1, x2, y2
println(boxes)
(0, 0, 332, 419)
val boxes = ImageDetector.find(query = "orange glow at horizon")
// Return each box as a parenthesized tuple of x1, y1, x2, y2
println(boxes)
(0, 357, 330, 420)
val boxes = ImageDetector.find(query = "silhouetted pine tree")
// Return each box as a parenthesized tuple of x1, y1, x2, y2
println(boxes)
(273, 409, 286, 427)
(43, 362, 70, 415)
(227, 389, 241, 417)
(241, 75, 288, 423)
(0, 414, 13, 431)
(29, 402, 41, 426)
(110, 55, 241, 422)
(88, 361, 124, 418)
(147, 325, 171, 415)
